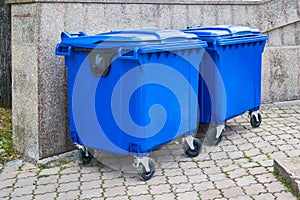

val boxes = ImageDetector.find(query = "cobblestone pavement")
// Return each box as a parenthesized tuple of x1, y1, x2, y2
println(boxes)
(0, 101, 300, 200)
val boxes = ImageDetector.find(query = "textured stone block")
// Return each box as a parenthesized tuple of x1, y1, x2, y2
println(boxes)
(262, 47, 300, 102)
(282, 24, 296, 46)
(187, 5, 203, 27)
(201, 5, 218, 26)
(217, 5, 232, 25)
(157, 4, 172, 29)
(267, 29, 283, 47)
(284, 0, 298, 24)
(274, 157, 300, 195)
(171, 5, 188, 30)
(232, 5, 246, 25)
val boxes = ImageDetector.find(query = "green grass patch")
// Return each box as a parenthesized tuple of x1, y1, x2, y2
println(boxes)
(273, 171, 300, 199)
(37, 174, 50, 179)
(0, 108, 18, 164)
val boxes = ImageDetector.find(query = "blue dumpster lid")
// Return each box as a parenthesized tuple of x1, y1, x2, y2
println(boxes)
(59, 28, 207, 49)
(182, 25, 268, 46)
(182, 25, 262, 39)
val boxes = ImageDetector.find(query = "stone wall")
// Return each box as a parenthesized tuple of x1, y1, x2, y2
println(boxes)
(0, 0, 11, 108)
(6, 0, 300, 160)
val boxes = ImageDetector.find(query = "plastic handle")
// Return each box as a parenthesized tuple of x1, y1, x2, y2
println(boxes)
(118, 47, 139, 60)
(61, 31, 87, 40)
(217, 35, 268, 46)
(110, 30, 163, 40)
(56, 44, 72, 56)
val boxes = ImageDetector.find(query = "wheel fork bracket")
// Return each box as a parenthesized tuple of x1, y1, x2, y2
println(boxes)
(133, 156, 151, 172)
(184, 135, 195, 150)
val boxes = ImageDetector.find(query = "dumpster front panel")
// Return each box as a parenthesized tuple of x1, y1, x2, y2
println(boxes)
(67, 49, 203, 155)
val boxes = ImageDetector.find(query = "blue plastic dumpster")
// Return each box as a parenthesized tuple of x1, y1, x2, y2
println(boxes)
(56, 29, 207, 180)
(182, 25, 268, 145)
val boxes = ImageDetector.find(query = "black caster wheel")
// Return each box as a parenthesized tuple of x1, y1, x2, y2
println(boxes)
(184, 138, 202, 158)
(206, 127, 223, 145)
(250, 112, 262, 128)
(79, 149, 93, 165)
(138, 158, 155, 181)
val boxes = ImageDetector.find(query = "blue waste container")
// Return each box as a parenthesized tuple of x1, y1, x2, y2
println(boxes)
(182, 25, 268, 145)
(56, 29, 207, 180)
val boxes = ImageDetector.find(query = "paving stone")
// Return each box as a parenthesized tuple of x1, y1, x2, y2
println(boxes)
(171, 182, 193, 193)
(80, 188, 103, 199)
(221, 144, 239, 152)
(36, 175, 59, 185)
(198, 189, 222, 200)
(214, 179, 236, 189)
(235, 175, 257, 187)
(176, 191, 199, 200)
(0, 187, 13, 198)
(229, 195, 255, 200)
(242, 183, 267, 195)
(59, 166, 80, 175)
(164, 168, 183, 177)
(127, 184, 149, 196)
(56, 190, 80, 200)
(17, 171, 37, 179)
(222, 164, 240, 172)
(244, 148, 261, 157)
(80, 180, 103, 190)
(264, 181, 286, 193)
(254, 141, 271, 148)
(273, 191, 298, 200)
(57, 181, 80, 192)
(0, 178, 15, 190)
(238, 143, 255, 151)
(193, 181, 215, 191)
(80, 166, 100, 174)
(105, 196, 129, 200)
(286, 149, 300, 157)
(10, 185, 35, 197)
(130, 194, 153, 200)
(278, 144, 295, 151)
(34, 193, 57, 200)
(228, 151, 244, 159)
(9, 195, 33, 200)
(255, 173, 278, 183)
(228, 168, 248, 179)
(252, 154, 269, 162)
(145, 175, 167, 186)
(58, 173, 80, 183)
(149, 184, 171, 195)
(38, 167, 60, 176)
(188, 174, 209, 183)
(198, 160, 215, 168)
(34, 183, 58, 194)
(209, 173, 227, 182)
(80, 172, 102, 182)
(14, 176, 37, 188)
(153, 193, 176, 200)
(252, 193, 276, 200)
(167, 175, 188, 184)
(203, 167, 221, 175)
(215, 159, 234, 167)
(210, 151, 228, 160)
(0, 172, 18, 181)
(247, 136, 264, 143)
(221, 186, 246, 198)
(103, 186, 126, 197)
(179, 161, 198, 169)
(248, 167, 268, 175)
